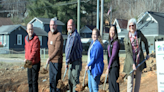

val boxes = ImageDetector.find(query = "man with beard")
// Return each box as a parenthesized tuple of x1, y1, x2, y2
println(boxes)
(65, 19, 83, 92)
(46, 17, 63, 92)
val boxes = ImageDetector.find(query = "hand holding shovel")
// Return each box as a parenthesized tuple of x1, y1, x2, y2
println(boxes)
(24, 60, 32, 68)
(40, 62, 49, 74)
(57, 68, 68, 90)
(117, 58, 147, 83)
(99, 70, 108, 92)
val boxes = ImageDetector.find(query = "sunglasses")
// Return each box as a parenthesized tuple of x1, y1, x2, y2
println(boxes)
(129, 25, 135, 27)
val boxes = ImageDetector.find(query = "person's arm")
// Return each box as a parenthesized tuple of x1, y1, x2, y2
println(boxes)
(28, 37, 40, 63)
(65, 34, 77, 64)
(107, 41, 119, 69)
(140, 31, 149, 55)
(49, 34, 63, 61)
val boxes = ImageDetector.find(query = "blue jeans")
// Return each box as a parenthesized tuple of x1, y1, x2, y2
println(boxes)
(88, 70, 100, 92)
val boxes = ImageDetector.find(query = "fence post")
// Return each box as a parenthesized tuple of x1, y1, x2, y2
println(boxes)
(44, 48, 45, 59)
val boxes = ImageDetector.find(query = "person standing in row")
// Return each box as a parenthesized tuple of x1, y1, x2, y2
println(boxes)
(24, 23, 41, 92)
(106, 25, 120, 92)
(65, 19, 83, 92)
(123, 18, 149, 92)
(85, 28, 104, 92)
(47, 18, 63, 92)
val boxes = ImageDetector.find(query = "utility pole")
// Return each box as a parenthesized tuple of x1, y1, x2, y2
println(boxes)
(110, 5, 112, 25)
(100, 0, 104, 36)
(77, 0, 80, 34)
(97, 0, 99, 29)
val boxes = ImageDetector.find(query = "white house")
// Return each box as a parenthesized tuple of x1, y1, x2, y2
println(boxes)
(118, 11, 164, 53)
(113, 19, 128, 33)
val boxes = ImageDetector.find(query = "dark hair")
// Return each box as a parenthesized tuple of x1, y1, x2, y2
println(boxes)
(92, 28, 104, 47)
(108, 25, 118, 42)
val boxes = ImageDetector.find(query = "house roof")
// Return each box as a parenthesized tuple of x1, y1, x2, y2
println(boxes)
(147, 11, 164, 35)
(118, 23, 159, 37)
(29, 17, 65, 25)
(0, 18, 13, 27)
(23, 26, 48, 36)
(80, 25, 96, 33)
(33, 27, 48, 36)
(86, 25, 96, 30)
(114, 19, 128, 29)
(119, 11, 164, 38)
(0, 25, 25, 34)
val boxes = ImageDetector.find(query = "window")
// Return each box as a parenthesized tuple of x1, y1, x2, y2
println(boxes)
(18, 27, 21, 30)
(17, 34, 22, 45)
(3, 35, 6, 46)
(0, 35, 2, 45)
(38, 36, 42, 46)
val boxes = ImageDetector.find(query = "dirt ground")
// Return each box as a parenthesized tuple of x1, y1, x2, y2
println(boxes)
(0, 54, 158, 92)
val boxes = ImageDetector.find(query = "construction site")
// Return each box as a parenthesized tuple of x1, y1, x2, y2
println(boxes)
(0, 52, 157, 92)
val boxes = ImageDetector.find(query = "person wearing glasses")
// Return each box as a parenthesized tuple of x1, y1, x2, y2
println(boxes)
(123, 18, 149, 92)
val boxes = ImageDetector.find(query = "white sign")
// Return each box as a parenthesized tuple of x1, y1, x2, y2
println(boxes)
(155, 41, 164, 92)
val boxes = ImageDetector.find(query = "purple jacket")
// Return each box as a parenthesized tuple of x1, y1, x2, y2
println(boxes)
(107, 40, 120, 69)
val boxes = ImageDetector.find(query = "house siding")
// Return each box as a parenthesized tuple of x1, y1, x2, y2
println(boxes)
(9, 27, 27, 51)
(41, 36, 48, 48)
(140, 22, 158, 35)
(44, 24, 50, 33)
(32, 20, 44, 30)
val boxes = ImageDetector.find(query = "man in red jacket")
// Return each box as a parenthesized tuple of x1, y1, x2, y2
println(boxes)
(24, 23, 40, 92)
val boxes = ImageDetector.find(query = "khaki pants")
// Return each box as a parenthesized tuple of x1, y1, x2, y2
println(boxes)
(127, 68, 142, 92)
(68, 59, 82, 92)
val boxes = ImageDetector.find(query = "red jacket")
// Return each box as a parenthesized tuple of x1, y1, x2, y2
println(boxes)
(25, 34, 40, 65)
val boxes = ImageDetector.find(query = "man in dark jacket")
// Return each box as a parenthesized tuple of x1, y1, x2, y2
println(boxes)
(65, 19, 83, 92)
(24, 23, 41, 92)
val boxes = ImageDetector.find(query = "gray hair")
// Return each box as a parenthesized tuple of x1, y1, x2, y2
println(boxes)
(127, 18, 137, 31)
(50, 17, 57, 25)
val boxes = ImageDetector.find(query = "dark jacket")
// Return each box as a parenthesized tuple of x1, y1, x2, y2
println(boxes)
(123, 30, 149, 73)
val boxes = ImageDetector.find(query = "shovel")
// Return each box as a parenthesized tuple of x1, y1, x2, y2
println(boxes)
(75, 70, 87, 91)
(40, 62, 48, 74)
(99, 73, 108, 92)
(62, 67, 68, 81)
(57, 68, 68, 89)
(117, 58, 147, 83)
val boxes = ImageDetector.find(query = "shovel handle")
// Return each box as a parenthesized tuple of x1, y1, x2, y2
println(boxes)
(129, 59, 147, 75)
(62, 68, 68, 81)
(103, 74, 108, 90)
(123, 58, 147, 78)
(45, 62, 48, 69)
(82, 70, 87, 86)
